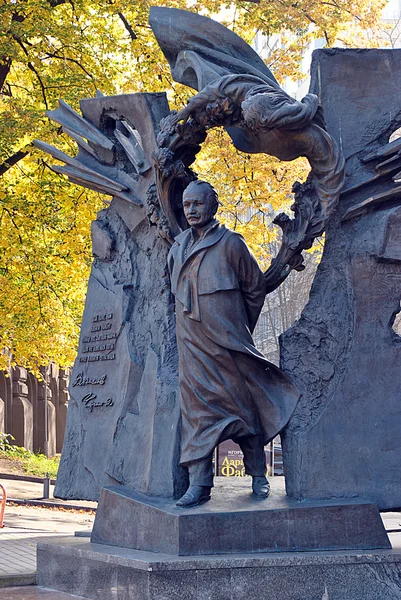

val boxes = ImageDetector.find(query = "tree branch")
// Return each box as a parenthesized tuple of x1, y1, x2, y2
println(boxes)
(0, 148, 31, 176)
(1, 1, 67, 92)
(27, 61, 49, 109)
(48, 0, 68, 6)
(42, 51, 93, 79)
(12, 35, 49, 108)
(117, 12, 137, 40)
(1, 10, 31, 91)
(0, 58, 12, 91)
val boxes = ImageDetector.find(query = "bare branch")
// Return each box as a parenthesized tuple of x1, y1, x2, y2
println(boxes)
(1, 0, 69, 91)
(0, 58, 12, 91)
(11, 35, 49, 108)
(27, 61, 49, 109)
(0, 148, 30, 176)
(42, 51, 94, 80)
(117, 12, 137, 40)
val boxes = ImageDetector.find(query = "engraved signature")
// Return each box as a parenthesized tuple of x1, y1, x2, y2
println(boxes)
(81, 392, 114, 412)
(73, 372, 107, 387)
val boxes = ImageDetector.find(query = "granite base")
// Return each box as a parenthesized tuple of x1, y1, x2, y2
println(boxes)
(91, 478, 390, 555)
(36, 536, 401, 600)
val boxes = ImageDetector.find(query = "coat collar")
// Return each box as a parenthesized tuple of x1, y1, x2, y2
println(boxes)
(174, 221, 228, 268)
(169, 221, 230, 302)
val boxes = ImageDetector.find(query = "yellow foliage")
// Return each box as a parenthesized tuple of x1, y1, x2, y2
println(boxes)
(194, 128, 309, 268)
(0, 0, 387, 370)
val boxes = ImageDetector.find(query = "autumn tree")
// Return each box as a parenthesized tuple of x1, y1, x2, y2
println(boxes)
(0, 0, 387, 372)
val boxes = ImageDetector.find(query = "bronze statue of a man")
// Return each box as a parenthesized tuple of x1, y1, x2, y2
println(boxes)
(168, 180, 299, 507)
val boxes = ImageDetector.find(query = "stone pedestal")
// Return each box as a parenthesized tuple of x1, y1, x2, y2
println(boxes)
(37, 535, 401, 600)
(36, 480, 395, 599)
(91, 479, 390, 555)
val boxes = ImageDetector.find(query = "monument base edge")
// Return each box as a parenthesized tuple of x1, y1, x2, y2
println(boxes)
(36, 536, 401, 600)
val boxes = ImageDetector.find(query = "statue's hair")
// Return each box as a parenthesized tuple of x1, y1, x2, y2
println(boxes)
(183, 180, 218, 213)
(241, 90, 319, 131)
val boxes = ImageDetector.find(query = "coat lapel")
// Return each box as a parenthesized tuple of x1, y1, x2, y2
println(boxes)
(182, 224, 227, 267)
(174, 228, 190, 273)
(170, 223, 228, 295)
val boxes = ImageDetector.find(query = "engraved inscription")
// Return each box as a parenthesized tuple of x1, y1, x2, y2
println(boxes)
(77, 311, 118, 410)
(92, 313, 113, 322)
(72, 372, 107, 387)
(83, 333, 117, 343)
(79, 353, 116, 363)
(91, 322, 112, 332)
(79, 312, 117, 363)
(82, 343, 115, 353)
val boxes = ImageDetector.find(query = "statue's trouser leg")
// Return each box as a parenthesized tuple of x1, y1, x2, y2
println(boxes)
(187, 454, 214, 487)
(236, 435, 267, 476)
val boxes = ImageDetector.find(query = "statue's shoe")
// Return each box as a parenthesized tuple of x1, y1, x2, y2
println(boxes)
(176, 485, 212, 507)
(252, 476, 270, 499)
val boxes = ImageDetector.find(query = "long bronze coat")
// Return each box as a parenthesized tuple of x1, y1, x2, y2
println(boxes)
(168, 221, 299, 466)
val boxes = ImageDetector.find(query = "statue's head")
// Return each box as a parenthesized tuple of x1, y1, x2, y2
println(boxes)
(241, 90, 295, 130)
(183, 180, 218, 229)
(241, 89, 319, 131)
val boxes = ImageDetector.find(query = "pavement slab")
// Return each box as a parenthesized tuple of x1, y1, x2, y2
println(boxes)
(0, 504, 95, 585)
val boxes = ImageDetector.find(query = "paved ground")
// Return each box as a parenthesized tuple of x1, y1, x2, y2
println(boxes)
(0, 478, 95, 590)
(0, 504, 95, 581)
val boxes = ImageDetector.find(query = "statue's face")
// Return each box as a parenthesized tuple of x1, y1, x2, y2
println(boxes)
(183, 188, 215, 229)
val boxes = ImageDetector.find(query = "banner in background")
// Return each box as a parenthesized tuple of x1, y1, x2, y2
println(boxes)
(216, 439, 280, 477)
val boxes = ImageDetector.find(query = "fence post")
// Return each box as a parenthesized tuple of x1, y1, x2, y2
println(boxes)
(43, 473, 50, 499)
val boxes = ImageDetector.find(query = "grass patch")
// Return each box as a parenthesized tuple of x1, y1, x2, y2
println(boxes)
(0, 433, 60, 478)
(19, 453, 60, 478)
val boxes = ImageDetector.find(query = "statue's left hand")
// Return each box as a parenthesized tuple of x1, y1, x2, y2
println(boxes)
(170, 105, 193, 131)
